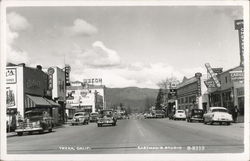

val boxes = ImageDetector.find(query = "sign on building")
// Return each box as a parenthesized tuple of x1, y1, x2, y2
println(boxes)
(47, 67, 54, 90)
(65, 65, 71, 86)
(6, 68, 16, 84)
(6, 85, 16, 108)
(235, 19, 244, 67)
(204, 80, 216, 88)
(229, 70, 244, 81)
(83, 78, 102, 85)
(205, 63, 221, 88)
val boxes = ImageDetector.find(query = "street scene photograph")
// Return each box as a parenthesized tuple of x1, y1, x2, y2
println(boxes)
(1, 1, 249, 160)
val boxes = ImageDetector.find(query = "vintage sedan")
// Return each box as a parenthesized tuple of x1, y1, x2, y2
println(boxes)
(187, 109, 204, 122)
(71, 112, 90, 125)
(97, 110, 117, 127)
(173, 110, 186, 120)
(15, 110, 53, 136)
(203, 107, 233, 125)
(89, 112, 98, 122)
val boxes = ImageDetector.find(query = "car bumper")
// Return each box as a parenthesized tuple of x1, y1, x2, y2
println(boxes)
(15, 127, 43, 132)
(191, 117, 203, 121)
(97, 120, 115, 124)
(212, 119, 233, 122)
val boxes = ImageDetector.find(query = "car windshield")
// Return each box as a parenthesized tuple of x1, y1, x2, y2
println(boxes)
(212, 109, 228, 113)
(193, 110, 203, 113)
(155, 110, 163, 114)
(25, 111, 43, 118)
(177, 111, 184, 113)
(74, 113, 84, 117)
(101, 111, 113, 117)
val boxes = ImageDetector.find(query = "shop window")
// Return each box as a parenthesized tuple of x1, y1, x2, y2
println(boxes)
(225, 77, 228, 83)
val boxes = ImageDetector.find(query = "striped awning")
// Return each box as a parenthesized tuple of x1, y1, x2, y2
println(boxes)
(45, 98, 60, 107)
(26, 95, 51, 108)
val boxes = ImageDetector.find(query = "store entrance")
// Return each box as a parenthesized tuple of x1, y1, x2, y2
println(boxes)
(238, 97, 244, 115)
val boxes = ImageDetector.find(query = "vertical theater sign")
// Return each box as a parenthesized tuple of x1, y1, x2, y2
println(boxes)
(235, 19, 244, 67)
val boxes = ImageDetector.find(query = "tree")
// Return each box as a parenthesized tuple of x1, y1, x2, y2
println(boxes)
(144, 97, 155, 112)
(157, 77, 180, 89)
(155, 88, 164, 110)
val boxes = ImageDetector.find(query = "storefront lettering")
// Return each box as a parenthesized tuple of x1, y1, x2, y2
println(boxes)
(26, 79, 41, 89)
(83, 78, 102, 84)
(6, 68, 17, 84)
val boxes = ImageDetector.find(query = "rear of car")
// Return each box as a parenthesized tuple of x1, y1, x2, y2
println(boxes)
(187, 109, 204, 122)
(71, 112, 89, 125)
(97, 110, 117, 127)
(89, 113, 98, 122)
(154, 110, 165, 118)
(204, 107, 233, 125)
(173, 110, 186, 120)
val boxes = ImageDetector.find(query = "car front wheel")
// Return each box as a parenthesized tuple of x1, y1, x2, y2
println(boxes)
(17, 132, 23, 136)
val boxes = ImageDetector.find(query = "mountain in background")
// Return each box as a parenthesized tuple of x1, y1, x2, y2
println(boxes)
(105, 87, 159, 113)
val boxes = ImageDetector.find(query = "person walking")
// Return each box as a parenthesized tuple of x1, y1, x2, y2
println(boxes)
(232, 105, 240, 123)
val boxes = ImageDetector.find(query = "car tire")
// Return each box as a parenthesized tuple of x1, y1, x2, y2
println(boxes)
(210, 121, 214, 125)
(39, 129, 44, 134)
(17, 132, 23, 136)
(227, 122, 231, 125)
(190, 119, 193, 123)
(28, 131, 33, 135)
(48, 128, 52, 132)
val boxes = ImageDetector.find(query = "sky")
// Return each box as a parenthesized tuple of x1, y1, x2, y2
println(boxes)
(6, 6, 243, 88)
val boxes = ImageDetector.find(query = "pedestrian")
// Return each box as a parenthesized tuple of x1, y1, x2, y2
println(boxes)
(232, 105, 240, 123)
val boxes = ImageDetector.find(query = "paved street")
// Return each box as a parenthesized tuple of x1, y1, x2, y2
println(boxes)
(7, 118, 244, 154)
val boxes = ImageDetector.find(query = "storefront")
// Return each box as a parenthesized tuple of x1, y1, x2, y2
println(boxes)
(6, 63, 60, 129)
(176, 73, 207, 111)
(207, 66, 244, 120)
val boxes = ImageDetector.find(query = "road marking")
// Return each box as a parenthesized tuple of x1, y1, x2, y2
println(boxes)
(135, 121, 145, 137)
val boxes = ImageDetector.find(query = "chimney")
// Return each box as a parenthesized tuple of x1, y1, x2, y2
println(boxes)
(18, 63, 25, 67)
(36, 65, 42, 70)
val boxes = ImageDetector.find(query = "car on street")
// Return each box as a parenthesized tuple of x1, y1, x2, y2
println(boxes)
(89, 112, 98, 122)
(144, 113, 154, 119)
(173, 110, 186, 120)
(203, 107, 233, 125)
(153, 110, 165, 118)
(71, 112, 90, 125)
(15, 110, 54, 136)
(97, 109, 117, 127)
(186, 109, 204, 122)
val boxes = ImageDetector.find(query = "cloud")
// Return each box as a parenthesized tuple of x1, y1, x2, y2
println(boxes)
(68, 41, 121, 68)
(64, 18, 98, 36)
(6, 12, 30, 64)
(7, 12, 31, 31)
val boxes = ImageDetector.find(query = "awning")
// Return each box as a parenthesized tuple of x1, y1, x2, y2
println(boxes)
(45, 98, 60, 107)
(26, 95, 51, 108)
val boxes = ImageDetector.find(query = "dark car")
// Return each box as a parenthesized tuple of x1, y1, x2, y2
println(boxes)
(89, 113, 98, 122)
(153, 110, 165, 118)
(97, 110, 117, 127)
(186, 109, 204, 122)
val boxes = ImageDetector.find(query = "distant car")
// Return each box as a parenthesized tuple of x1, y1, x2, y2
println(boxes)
(97, 110, 117, 127)
(71, 112, 90, 125)
(89, 113, 98, 122)
(203, 107, 233, 125)
(145, 113, 154, 119)
(173, 110, 186, 120)
(15, 110, 53, 136)
(187, 109, 204, 122)
(154, 110, 165, 118)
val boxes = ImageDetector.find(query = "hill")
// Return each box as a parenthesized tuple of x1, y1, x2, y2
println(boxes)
(105, 87, 158, 113)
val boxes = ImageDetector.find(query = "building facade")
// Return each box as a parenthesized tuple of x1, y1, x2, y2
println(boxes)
(66, 81, 104, 118)
(176, 73, 209, 111)
(207, 66, 244, 116)
(6, 64, 60, 130)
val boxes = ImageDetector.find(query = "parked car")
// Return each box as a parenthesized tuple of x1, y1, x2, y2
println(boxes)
(144, 113, 153, 119)
(173, 110, 186, 120)
(15, 110, 54, 136)
(203, 107, 233, 125)
(89, 112, 98, 122)
(153, 110, 165, 118)
(187, 109, 204, 122)
(97, 109, 117, 127)
(71, 112, 90, 125)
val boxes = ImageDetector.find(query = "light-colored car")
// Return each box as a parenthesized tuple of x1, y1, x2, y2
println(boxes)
(173, 110, 186, 120)
(203, 107, 233, 125)
(71, 112, 89, 125)
(97, 110, 117, 127)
